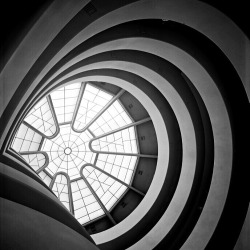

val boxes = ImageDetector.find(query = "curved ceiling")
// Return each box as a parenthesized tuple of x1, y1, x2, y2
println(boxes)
(0, 1, 249, 250)
(11, 80, 157, 227)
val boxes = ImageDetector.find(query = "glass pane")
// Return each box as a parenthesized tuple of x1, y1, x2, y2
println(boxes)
(71, 179, 105, 224)
(41, 124, 96, 180)
(24, 97, 57, 137)
(11, 123, 42, 152)
(96, 154, 137, 184)
(83, 165, 127, 210)
(50, 83, 81, 123)
(73, 83, 113, 131)
(52, 174, 70, 211)
(22, 153, 46, 172)
(89, 100, 132, 136)
(91, 127, 138, 154)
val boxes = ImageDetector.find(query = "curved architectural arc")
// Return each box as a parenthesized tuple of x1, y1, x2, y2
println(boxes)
(0, 1, 249, 250)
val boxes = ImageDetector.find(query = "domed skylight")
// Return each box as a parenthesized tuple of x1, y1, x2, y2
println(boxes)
(11, 82, 153, 225)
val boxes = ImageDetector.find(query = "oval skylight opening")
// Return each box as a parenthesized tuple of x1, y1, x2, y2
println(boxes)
(11, 81, 157, 227)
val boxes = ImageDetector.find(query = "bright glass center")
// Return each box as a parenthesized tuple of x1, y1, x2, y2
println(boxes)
(12, 82, 141, 226)
(41, 124, 95, 180)
(64, 147, 72, 155)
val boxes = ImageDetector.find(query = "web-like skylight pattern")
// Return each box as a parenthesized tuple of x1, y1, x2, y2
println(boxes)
(52, 174, 70, 211)
(21, 153, 47, 172)
(11, 82, 143, 226)
(38, 171, 52, 186)
(71, 179, 105, 224)
(89, 100, 132, 136)
(73, 84, 113, 131)
(91, 127, 137, 154)
(50, 83, 81, 124)
(24, 97, 57, 137)
(83, 165, 127, 210)
(12, 123, 42, 152)
(41, 124, 96, 179)
(95, 154, 137, 184)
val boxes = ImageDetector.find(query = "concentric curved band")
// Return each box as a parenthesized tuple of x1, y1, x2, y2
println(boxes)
(1, 1, 249, 250)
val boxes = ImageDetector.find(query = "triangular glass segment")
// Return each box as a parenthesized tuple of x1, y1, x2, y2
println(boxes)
(21, 153, 47, 172)
(73, 83, 113, 131)
(71, 179, 105, 224)
(11, 123, 42, 152)
(91, 127, 138, 154)
(24, 97, 57, 137)
(95, 154, 138, 184)
(52, 174, 70, 211)
(89, 100, 133, 136)
(82, 165, 127, 210)
(50, 83, 81, 124)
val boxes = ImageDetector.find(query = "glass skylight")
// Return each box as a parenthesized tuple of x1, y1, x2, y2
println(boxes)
(41, 124, 96, 179)
(73, 84, 113, 131)
(52, 174, 71, 211)
(50, 83, 81, 124)
(24, 96, 58, 137)
(21, 152, 47, 172)
(91, 127, 137, 154)
(11, 82, 147, 226)
(12, 123, 42, 152)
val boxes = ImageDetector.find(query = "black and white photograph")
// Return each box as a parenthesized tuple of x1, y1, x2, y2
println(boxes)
(0, 1, 249, 249)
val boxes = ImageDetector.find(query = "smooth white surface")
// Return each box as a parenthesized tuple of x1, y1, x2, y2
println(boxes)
(44, 75, 173, 244)
(2, 0, 248, 151)
(2, 0, 247, 153)
(37, 36, 231, 249)
(0, 0, 239, 249)
(35, 0, 249, 100)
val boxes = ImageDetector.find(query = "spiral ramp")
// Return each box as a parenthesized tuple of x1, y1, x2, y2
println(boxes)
(0, 1, 249, 249)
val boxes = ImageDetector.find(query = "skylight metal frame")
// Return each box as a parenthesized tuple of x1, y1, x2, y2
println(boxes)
(80, 166, 117, 225)
(89, 117, 157, 158)
(23, 96, 60, 139)
(20, 151, 49, 173)
(50, 172, 74, 213)
(83, 163, 145, 196)
(9, 81, 153, 226)
(40, 124, 97, 180)
(72, 84, 124, 133)
(11, 123, 43, 153)
(50, 82, 82, 125)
